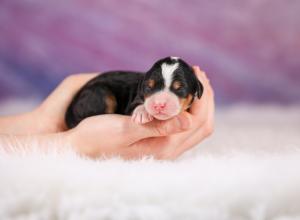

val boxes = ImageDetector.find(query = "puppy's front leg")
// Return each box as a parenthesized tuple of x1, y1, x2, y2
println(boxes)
(131, 104, 153, 124)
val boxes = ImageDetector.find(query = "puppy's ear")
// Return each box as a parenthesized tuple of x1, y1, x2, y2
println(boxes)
(189, 66, 203, 99)
(196, 79, 204, 99)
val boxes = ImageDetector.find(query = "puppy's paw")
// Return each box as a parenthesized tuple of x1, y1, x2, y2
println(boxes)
(131, 105, 153, 124)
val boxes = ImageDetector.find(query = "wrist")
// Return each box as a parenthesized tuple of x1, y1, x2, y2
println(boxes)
(33, 105, 67, 134)
(0, 110, 40, 135)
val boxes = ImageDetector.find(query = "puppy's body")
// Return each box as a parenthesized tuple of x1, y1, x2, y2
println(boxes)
(65, 57, 203, 128)
(65, 71, 143, 128)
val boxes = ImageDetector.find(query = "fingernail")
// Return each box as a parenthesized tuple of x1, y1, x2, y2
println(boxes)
(193, 66, 200, 71)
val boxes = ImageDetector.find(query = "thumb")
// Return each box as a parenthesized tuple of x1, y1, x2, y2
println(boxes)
(128, 112, 192, 141)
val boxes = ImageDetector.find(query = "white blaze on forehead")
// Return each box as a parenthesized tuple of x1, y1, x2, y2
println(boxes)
(161, 62, 179, 89)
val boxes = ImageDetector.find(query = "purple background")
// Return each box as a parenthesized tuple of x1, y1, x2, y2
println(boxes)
(0, 0, 299, 105)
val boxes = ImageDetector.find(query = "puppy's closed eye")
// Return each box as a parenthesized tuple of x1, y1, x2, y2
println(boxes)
(147, 79, 155, 88)
(172, 81, 182, 90)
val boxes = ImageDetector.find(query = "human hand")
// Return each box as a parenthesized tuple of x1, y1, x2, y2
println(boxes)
(0, 67, 214, 160)
(64, 112, 191, 158)
(63, 66, 214, 159)
(35, 73, 100, 133)
(0, 73, 99, 135)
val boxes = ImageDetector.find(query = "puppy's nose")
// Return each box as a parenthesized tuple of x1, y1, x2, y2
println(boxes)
(153, 102, 166, 111)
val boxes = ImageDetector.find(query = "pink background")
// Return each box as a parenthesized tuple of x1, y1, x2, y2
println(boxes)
(0, 0, 299, 105)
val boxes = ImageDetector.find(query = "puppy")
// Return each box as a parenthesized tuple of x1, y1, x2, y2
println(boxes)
(65, 57, 203, 128)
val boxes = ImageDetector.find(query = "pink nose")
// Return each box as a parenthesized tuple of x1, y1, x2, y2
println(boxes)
(153, 102, 166, 111)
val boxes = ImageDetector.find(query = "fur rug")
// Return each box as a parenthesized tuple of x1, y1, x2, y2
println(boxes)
(0, 105, 300, 220)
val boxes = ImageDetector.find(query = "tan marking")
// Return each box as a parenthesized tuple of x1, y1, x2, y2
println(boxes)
(147, 79, 155, 88)
(105, 95, 117, 114)
(172, 81, 182, 90)
(144, 94, 150, 99)
(179, 94, 193, 111)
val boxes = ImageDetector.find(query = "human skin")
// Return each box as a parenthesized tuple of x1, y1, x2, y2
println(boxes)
(0, 66, 214, 160)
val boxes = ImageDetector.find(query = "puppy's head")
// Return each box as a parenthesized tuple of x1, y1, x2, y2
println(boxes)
(137, 56, 203, 120)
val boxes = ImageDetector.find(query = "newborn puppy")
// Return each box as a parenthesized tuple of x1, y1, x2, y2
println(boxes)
(65, 57, 203, 128)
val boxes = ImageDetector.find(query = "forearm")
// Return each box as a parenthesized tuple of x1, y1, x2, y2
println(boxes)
(0, 111, 38, 135)
(0, 107, 62, 135)
(0, 132, 70, 154)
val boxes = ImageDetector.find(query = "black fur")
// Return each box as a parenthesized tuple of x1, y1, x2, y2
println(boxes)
(65, 57, 203, 129)
(65, 71, 143, 128)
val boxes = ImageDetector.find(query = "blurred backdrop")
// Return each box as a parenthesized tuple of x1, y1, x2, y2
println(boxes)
(0, 0, 299, 109)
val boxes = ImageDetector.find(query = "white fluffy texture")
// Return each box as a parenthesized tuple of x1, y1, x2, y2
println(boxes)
(1, 105, 300, 220)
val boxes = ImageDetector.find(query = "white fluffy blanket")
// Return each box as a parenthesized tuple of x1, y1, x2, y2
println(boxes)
(0, 106, 300, 220)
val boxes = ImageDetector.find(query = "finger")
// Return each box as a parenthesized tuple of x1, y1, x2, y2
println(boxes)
(172, 93, 215, 158)
(39, 73, 99, 117)
(190, 66, 212, 115)
(89, 113, 189, 150)
(173, 117, 214, 159)
(191, 66, 214, 120)
(127, 111, 192, 143)
(123, 119, 212, 160)
(61, 73, 99, 91)
(184, 67, 214, 129)
(121, 136, 171, 160)
(70, 108, 192, 157)
(50, 73, 99, 101)
(172, 124, 212, 159)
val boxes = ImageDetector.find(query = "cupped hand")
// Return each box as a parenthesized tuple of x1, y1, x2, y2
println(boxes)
(35, 73, 99, 133)
(60, 67, 214, 159)
(0, 73, 98, 135)
(33, 67, 214, 160)
(65, 113, 191, 158)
